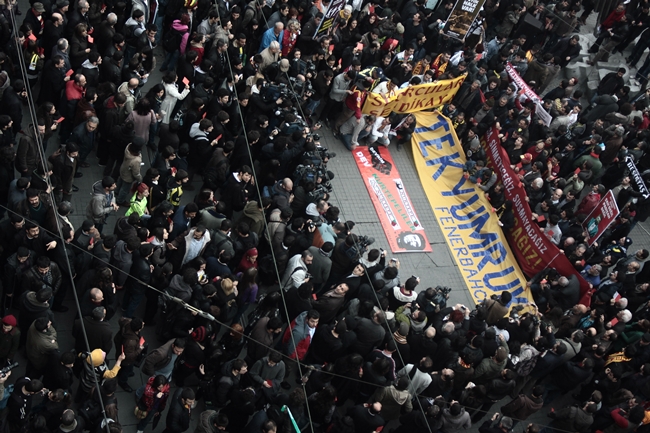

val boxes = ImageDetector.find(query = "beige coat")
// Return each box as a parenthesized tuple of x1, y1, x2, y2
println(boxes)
(119, 145, 143, 184)
(371, 385, 412, 420)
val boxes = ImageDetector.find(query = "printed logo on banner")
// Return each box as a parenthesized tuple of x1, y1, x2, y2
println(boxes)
(582, 190, 620, 246)
(353, 146, 432, 253)
(411, 112, 531, 306)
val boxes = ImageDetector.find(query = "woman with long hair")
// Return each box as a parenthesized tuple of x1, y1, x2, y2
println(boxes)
(135, 375, 171, 432)
(234, 267, 259, 324)
(281, 19, 300, 57)
(187, 33, 206, 65)
(143, 168, 165, 212)
(160, 71, 190, 124)
(149, 226, 169, 268)
(39, 389, 72, 431)
(127, 98, 157, 144)
(193, 188, 215, 211)
(35, 102, 60, 151)
(144, 83, 166, 150)
(69, 22, 90, 70)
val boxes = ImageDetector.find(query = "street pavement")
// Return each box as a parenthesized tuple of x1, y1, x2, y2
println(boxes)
(7, 1, 650, 431)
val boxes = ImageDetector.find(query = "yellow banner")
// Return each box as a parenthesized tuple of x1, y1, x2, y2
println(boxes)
(362, 75, 467, 117)
(411, 112, 533, 307)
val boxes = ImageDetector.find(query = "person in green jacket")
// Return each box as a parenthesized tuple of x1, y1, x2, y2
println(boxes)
(125, 182, 150, 218)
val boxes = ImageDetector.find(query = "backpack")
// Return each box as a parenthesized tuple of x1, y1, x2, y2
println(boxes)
(163, 28, 183, 53)
(514, 349, 540, 377)
(172, 104, 187, 127)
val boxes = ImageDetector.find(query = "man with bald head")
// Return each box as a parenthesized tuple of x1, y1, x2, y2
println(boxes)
(95, 12, 118, 56)
(43, 13, 65, 60)
(80, 287, 107, 317)
(409, 325, 438, 362)
(117, 78, 141, 114)
(271, 178, 293, 209)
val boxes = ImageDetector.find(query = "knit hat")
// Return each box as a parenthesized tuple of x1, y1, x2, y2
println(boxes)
(89, 349, 106, 367)
(395, 23, 405, 34)
(521, 153, 533, 162)
(2, 315, 16, 327)
(191, 326, 207, 342)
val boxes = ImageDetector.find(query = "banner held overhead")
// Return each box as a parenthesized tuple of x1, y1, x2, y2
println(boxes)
(362, 75, 466, 117)
(352, 145, 432, 254)
(582, 190, 620, 246)
(411, 112, 532, 306)
(481, 126, 591, 295)
(315, 0, 347, 35)
(443, 0, 487, 40)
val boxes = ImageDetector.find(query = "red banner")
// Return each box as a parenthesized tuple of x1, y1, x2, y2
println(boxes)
(582, 190, 620, 246)
(353, 146, 432, 253)
(481, 127, 591, 294)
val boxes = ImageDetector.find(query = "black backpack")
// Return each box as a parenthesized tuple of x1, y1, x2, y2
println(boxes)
(163, 28, 183, 53)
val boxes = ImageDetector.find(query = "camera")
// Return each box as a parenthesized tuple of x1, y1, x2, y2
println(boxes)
(0, 362, 19, 377)
(344, 235, 375, 261)
(423, 286, 452, 311)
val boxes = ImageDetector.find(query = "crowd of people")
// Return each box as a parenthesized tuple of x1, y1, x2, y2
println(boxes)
(0, 0, 648, 432)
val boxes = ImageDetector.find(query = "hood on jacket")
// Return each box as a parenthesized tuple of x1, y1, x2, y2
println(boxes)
(88, 348, 106, 366)
(242, 201, 263, 221)
(172, 19, 189, 32)
(113, 240, 133, 262)
(168, 274, 192, 301)
(25, 291, 49, 311)
(91, 180, 105, 196)
(189, 122, 207, 139)
(269, 208, 282, 223)
(118, 81, 135, 97)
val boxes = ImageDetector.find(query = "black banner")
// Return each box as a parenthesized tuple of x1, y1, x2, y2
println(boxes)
(442, 0, 486, 40)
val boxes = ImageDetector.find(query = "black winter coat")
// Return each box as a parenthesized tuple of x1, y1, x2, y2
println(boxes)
(166, 387, 193, 432)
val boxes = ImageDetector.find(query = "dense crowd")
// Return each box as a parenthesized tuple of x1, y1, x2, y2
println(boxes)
(0, 0, 649, 432)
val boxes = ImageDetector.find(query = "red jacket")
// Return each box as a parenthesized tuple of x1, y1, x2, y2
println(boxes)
(344, 88, 366, 120)
(282, 311, 313, 361)
(65, 80, 84, 101)
(141, 376, 170, 412)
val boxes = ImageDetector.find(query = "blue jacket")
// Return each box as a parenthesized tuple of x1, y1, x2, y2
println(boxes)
(259, 27, 283, 53)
